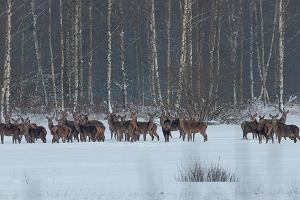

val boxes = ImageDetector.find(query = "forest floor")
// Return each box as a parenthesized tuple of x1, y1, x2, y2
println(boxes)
(0, 113, 300, 200)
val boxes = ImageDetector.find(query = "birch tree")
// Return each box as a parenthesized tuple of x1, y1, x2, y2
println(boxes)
(31, 0, 48, 106)
(249, 0, 254, 100)
(107, 0, 113, 112)
(88, 0, 93, 105)
(278, 0, 286, 111)
(73, 0, 80, 111)
(59, 0, 65, 111)
(149, 0, 164, 112)
(175, 0, 188, 110)
(239, 0, 244, 103)
(0, 0, 12, 121)
(119, 0, 127, 111)
(228, 0, 239, 106)
(78, 1, 84, 98)
(166, 0, 171, 110)
(48, 0, 58, 111)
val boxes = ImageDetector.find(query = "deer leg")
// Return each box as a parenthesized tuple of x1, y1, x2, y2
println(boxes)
(192, 133, 195, 142)
(201, 131, 208, 142)
(1, 133, 3, 144)
(278, 136, 281, 143)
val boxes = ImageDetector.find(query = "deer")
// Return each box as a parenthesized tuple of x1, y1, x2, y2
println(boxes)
(135, 113, 159, 141)
(179, 114, 208, 142)
(278, 110, 289, 124)
(74, 114, 98, 142)
(241, 113, 258, 140)
(270, 114, 300, 143)
(106, 113, 132, 141)
(24, 122, 47, 143)
(55, 112, 79, 142)
(161, 117, 172, 142)
(0, 123, 21, 144)
(47, 116, 72, 143)
(160, 113, 184, 138)
(80, 113, 105, 142)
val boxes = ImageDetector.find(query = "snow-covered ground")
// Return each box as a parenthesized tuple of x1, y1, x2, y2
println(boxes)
(0, 115, 300, 200)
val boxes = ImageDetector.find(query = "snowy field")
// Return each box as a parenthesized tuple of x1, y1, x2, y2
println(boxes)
(1, 115, 300, 200)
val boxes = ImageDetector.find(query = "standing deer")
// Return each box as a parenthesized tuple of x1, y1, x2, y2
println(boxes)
(24, 122, 47, 143)
(80, 113, 105, 142)
(278, 110, 289, 124)
(179, 115, 208, 142)
(136, 113, 159, 141)
(74, 114, 97, 142)
(0, 123, 21, 144)
(270, 114, 300, 143)
(161, 117, 171, 142)
(241, 113, 258, 140)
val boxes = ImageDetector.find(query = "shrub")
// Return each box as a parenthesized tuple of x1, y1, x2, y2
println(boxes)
(175, 161, 238, 182)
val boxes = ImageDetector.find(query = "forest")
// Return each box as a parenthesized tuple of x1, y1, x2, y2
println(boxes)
(0, 0, 300, 121)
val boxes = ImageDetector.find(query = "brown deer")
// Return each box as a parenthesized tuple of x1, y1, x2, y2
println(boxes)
(0, 123, 21, 144)
(106, 112, 136, 142)
(56, 112, 79, 142)
(74, 114, 97, 142)
(51, 125, 72, 143)
(161, 117, 171, 142)
(179, 115, 208, 142)
(278, 110, 289, 124)
(24, 122, 47, 143)
(270, 114, 300, 143)
(241, 113, 258, 140)
(160, 113, 184, 138)
(136, 113, 159, 141)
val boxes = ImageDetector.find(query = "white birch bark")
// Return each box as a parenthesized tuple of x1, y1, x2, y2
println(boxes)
(107, 0, 113, 113)
(59, 0, 65, 111)
(278, 0, 285, 111)
(166, 0, 171, 110)
(78, 1, 83, 97)
(48, 0, 58, 111)
(31, 0, 48, 106)
(88, 0, 93, 105)
(73, 0, 79, 112)
(175, 0, 188, 110)
(0, 0, 12, 121)
(249, 0, 254, 100)
(119, 0, 127, 111)
(149, 0, 164, 112)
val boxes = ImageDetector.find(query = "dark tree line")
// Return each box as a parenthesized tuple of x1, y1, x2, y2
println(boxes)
(0, 0, 300, 120)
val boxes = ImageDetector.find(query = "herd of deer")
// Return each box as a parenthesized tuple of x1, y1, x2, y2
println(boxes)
(241, 110, 300, 143)
(0, 111, 209, 144)
(1, 109, 299, 144)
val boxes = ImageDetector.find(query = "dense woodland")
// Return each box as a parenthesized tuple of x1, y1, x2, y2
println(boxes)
(0, 0, 300, 121)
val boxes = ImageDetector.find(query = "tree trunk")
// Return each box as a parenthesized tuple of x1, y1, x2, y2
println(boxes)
(149, 0, 164, 112)
(175, 0, 188, 110)
(48, 0, 58, 111)
(107, 0, 113, 112)
(73, 0, 79, 112)
(119, 0, 127, 112)
(59, 0, 65, 111)
(0, 0, 12, 121)
(239, 0, 244, 103)
(88, 0, 94, 105)
(31, 0, 48, 107)
(166, 0, 171, 111)
(19, 1, 26, 106)
(249, 0, 254, 100)
(78, 1, 84, 98)
(278, 0, 285, 111)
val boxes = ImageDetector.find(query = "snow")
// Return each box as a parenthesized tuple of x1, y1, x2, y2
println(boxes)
(0, 115, 300, 200)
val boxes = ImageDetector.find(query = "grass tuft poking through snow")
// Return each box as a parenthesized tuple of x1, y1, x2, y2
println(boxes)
(175, 161, 239, 182)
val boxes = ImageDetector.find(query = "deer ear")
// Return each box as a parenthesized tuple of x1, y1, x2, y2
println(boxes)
(276, 114, 279, 117)
(269, 114, 273, 118)
(286, 110, 289, 114)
